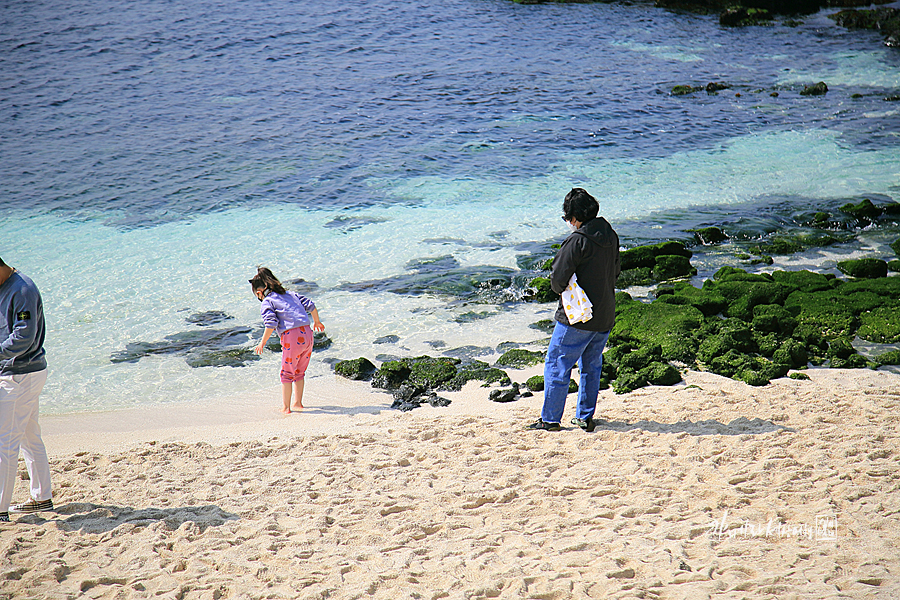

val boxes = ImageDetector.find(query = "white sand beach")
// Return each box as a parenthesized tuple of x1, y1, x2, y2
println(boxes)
(3, 366, 899, 599)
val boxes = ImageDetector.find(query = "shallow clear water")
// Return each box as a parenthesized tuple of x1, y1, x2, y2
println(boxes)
(2, 0, 899, 413)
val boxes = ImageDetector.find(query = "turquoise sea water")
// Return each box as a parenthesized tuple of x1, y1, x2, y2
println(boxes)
(2, 0, 899, 414)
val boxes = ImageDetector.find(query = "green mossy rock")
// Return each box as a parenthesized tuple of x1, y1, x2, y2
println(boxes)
(672, 85, 698, 96)
(711, 280, 793, 321)
(800, 82, 828, 96)
(837, 258, 888, 279)
(613, 370, 649, 394)
(770, 269, 836, 293)
(617, 267, 654, 287)
(789, 372, 811, 380)
(839, 198, 882, 221)
(669, 281, 727, 316)
(620, 241, 692, 272)
(876, 350, 900, 365)
(408, 356, 461, 389)
(334, 357, 378, 381)
(689, 227, 727, 245)
(645, 362, 682, 386)
(447, 361, 511, 391)
(371, 360, 412, 390)
(612, 300, 704, 363)
(858, 307, 900, 343)
(753, 331, 780, 357)
(528, 277, 556, 302)
(786, 293, 858, 341)
(750, 232, 843, 257)
(621, 246, 657, 271)
(707, 350, 786, 385)
(827, 337, 856, 360)
(652, 255, 696, 281)
(712, 266, 772, 283)
(891, 237, 900, 256)
(617, 343, 664, 372)
(697, 319, 756, 364)
(750, 236, 803, 255)
(831, 354, 875, 369)
(752, 304, 798, 335)
(888, 260, 900, 273)
(495, 348, 545, 368)
(525, 375, 544, 392)
(772, 339, 808, 368)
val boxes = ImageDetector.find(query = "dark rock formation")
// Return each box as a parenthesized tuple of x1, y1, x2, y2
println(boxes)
(800, 82, 828, 96)
(829, 7, 900, 47)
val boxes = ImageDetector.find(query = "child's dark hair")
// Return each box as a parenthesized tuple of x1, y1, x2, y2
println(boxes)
(562, 188, 599, 224)
(249, 266, 286, 294)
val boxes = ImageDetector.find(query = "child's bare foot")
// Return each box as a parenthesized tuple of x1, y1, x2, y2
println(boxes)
(281, 407, 291, 415)
(291, 403, 304, 411)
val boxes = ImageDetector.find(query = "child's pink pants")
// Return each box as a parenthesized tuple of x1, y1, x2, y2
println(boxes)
(280, 326, 313, 383)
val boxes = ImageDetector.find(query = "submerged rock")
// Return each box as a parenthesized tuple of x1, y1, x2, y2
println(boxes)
(110, 326, 260, 368)
(313, 332, 333, 350)
(185, 311, 234, 326)
(338, 255, 518, 302)
(528, 319, 556, 334)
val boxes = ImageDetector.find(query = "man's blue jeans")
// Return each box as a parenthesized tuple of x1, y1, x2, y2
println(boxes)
(541, 321, 610, 425)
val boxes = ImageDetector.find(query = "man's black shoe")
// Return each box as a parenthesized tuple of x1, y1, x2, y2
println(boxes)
(571, 417, 595, 432)
(525, 419, 561, 431)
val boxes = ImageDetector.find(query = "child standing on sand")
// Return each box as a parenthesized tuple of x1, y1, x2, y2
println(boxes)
(249, 267, 325, 414)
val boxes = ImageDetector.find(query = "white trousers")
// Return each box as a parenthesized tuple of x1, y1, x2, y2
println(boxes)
(0, 369, 51, 512)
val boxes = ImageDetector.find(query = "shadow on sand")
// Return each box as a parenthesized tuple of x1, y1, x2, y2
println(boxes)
(593, 416, 794, 436)
(15, 503, 239, 533)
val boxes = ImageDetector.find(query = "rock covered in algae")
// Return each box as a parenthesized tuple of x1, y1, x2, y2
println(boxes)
(495, 348, 545, 368)
(334, 357, 378, 381)
(837, 258, 889, 279)
(363, 356, 512, 410)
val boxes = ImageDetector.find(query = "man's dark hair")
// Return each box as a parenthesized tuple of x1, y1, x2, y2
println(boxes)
(562, 188, 599, 224)
(0, 257, 5, 267)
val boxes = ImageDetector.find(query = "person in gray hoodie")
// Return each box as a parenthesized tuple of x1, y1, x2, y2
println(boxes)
(526, 188, 621, 432)
(0, 256, 53, 522)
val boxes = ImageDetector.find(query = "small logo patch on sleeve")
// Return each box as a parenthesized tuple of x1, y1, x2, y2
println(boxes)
(16, 311, 31, 321)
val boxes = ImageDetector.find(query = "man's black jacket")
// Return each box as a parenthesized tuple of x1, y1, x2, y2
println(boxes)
(550, 216, 620, 332)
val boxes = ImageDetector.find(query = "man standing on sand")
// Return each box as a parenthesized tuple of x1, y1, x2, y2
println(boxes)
(526, 188, 620, 432)
(0, 257, 53, 522)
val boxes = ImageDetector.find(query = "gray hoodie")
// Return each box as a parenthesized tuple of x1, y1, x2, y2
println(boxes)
(1, 271, 47, 375)
(550, 217, 621, 332)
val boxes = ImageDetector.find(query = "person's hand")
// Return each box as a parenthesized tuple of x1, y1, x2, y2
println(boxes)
(254, 342, 266, 355)
(313, 320, 325, 332)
